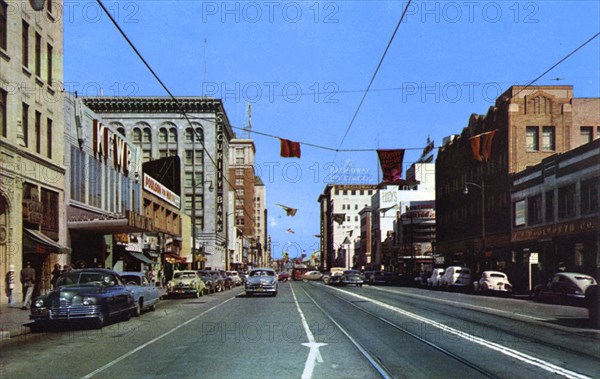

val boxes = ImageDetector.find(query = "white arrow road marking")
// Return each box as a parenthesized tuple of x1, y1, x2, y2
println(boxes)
(291, 283, 328, 379)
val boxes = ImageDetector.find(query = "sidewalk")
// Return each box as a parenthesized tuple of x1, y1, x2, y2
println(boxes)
(0, 301, 33, 341)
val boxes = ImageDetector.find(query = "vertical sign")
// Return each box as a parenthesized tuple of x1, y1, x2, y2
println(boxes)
(215, 112, 225, 233)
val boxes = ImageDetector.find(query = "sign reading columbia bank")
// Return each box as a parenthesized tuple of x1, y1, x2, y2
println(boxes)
(143, 174, 181, 209)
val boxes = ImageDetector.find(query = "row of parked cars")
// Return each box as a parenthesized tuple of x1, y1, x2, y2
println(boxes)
(166, 270, 245, 298)
(29, 268, 248, 330)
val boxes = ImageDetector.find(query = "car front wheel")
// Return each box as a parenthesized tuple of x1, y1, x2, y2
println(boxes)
(133, 300, 142, 317)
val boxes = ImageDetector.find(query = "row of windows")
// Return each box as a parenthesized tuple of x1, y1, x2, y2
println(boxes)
(335, 189, 374, 196)
(514, 177, 599, 227)
(526, 126, 555, 151)
(580, 126, 600, 145)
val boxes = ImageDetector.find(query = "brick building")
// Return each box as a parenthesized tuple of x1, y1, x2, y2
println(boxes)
(436, 85, 599, 290)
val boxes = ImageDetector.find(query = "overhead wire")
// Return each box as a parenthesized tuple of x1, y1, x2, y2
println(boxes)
(95, 0, 256, 222)
(337, 0, 413, 149)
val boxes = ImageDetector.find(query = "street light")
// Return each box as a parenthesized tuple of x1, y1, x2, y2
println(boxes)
(463, 179, 485, 270)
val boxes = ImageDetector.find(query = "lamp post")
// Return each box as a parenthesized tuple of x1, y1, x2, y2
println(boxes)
(463, 179, 485, 270)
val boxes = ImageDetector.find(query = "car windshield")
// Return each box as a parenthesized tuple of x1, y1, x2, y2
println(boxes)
(121, 275, 141, 285)
(250, 270, 274, 277)
(55, 271, 110, 286)
(174, 272, 196, 279)
(490, 273, 506, 279)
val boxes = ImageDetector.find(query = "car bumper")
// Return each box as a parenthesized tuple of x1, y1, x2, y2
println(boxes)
(168, 288, 199, 295)
(245, 285, 277, 293)
(30, 305, 103, 321)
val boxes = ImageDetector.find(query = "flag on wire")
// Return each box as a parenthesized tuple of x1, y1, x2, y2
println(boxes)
(280, 138, 301, 158)
(377, 149, 405, 182)
(469, 130, 496, 162)
(286, 228, 295, 234)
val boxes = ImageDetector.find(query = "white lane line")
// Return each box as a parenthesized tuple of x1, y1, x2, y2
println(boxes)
(290, 283, 327, 379)
(81, 297, 235, 379)
(332, 287, 593, 379)
(301, 288, 393, 379)
(370, 286, 550, 321)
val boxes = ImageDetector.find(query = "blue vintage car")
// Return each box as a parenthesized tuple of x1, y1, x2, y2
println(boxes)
(120, 271, 160, 316)
(30, 268, 135, 329)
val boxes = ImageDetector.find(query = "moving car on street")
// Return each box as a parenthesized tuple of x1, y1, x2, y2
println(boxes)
(245, 268, 278, 296)
(473, 271, 512, 295)
(301, 270, 323, 281)
(532, 272, 597, 306)
(342, 272, 364, 287)
(120, 271, 160, 316)
(167, 270, 206, 298)
(30, 268, 135, 329)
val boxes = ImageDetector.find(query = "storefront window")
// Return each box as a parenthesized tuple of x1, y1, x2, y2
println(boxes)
(41, 188, 58, 232)
(558, 184, 576, 219)
(545, 190, 554, 222)
(513, 200, 525, 226)
(581, 177, 599, 215)
(527, 194, 542, 225)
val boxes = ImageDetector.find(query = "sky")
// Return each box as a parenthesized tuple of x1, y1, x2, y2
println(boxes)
(63, 0, 600, 259)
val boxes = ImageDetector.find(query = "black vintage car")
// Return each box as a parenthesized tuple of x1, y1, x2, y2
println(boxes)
(30, 268, 136, 329)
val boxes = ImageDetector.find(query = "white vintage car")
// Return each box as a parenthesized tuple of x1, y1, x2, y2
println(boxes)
(473, 271, 512, 294)
(167, 270, 206, 298)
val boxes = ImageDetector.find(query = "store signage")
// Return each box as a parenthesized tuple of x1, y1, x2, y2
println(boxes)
(93, 120, 130, 175)
(22, 199, 43, 224)
(512, 218, 598, 242)
(143, 173, 181, 208)
(215, 112, 225, 233)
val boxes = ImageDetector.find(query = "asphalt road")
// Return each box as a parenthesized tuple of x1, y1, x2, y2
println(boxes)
(1, 281, 598, 379)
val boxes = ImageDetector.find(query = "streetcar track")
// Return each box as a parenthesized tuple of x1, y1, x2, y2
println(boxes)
(301, 284, 501, 379)
(360, 285, 600, 361)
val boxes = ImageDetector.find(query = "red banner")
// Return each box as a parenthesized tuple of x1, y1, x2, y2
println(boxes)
(280, 138, 301, 158)
(377, 149, 405, 182)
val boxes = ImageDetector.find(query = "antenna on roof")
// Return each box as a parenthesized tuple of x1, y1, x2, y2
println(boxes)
(245, 102, 252, 138)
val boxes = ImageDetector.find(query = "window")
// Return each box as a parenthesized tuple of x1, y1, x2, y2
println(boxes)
(581, 177, 599, 215)
(46, 118, 52, 158)
(236, 157, 244, 164)
(0, 88, 5, 137)
(527, 194, 542, 225)
(513, 200, 525, 226)
(35, 32, 41, 77)
(355, 204, 358, 210)
(558, 184, 576, 219)
(22, 21, 29, 67)
(0, 1, 6, 50)
(526, 126, 539, 151)
(46, 43, 52, 83)
(22, 103, 28, 147)
(542, 126, 555, 151)
(35, 111, 41, 153)
(545, 190, 554, 222)
(70, 146, 86, 202)
(47, 0, 53, 13)
(580, 127, 593, 145)
(236, 178, 243, 186)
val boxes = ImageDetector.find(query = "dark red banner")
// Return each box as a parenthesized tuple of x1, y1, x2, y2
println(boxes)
(377, 149, 405, 182)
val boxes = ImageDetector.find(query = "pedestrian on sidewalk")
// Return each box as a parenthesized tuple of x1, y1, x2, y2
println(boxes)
(20, 261, 35, 310)
(51, 264, 62, 289)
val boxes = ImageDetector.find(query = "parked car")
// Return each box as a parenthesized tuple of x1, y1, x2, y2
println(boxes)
(208, 270, 225, 292)
(414, 271, 431, 287)
(328, 275, 344, 286)
(585, 284, 598, 327)
(227, 271, 243, 286)
(278, 271, 290, 282)
(323, 268, 345, 284)
(245, 268, 278, 296)
(532, 272, 597, 306)
(198, 270, 217, 293)
(301, 271, 323, 281)
(120, 271, 160, 316)
(342, 273, 364, 287)
(167, 270, 206, 298)
(440, 266, 472, 290)
(427, 268, 445, 288)
(219, 270, 235, 290)
(372, 271, 395, 285)
(363, 271, 375, 284)
(473, 271, 512, 295)
(30, 268, 135, 329)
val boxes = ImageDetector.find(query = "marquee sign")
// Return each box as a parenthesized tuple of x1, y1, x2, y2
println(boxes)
(93, 120, 131, 176)
(512, 217, 598, 243)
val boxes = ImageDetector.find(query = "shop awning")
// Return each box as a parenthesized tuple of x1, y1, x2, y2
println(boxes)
(128, 252, 157, 265)
(23, 228, 70, 254)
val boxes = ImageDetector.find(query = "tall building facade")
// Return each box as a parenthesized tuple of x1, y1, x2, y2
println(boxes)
(0, 1, 67, 303)
(83, 97, 234, 269)
(436, 85, 599, 288)
(318, 184, 378, 270)
(254, 176, 268, 267)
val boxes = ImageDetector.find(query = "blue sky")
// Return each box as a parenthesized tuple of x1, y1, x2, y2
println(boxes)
(64, 1, 600, 259)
